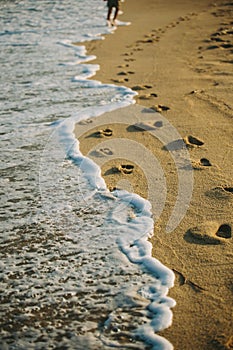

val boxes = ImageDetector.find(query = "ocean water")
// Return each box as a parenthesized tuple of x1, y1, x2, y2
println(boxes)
(0, 1, 176, 349)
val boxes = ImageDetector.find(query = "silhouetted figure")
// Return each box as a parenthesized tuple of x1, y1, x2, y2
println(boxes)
(104, 0, 119, 26)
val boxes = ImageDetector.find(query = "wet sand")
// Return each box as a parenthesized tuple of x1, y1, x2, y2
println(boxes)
(74, 0, 233, 349)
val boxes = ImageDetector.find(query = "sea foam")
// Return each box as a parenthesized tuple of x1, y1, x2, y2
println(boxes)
(50, 87, 176, 349)
(0, 1, 176, 349)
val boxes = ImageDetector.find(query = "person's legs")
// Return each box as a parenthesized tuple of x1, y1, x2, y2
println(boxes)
(107, 6, 112, 21)
(106, 0, 119, 26)
(113, 6, 118, 20)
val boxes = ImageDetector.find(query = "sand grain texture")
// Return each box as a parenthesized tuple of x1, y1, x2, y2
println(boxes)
(75, 0, 233, 349)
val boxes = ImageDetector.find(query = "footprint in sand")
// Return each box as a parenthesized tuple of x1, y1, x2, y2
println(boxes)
(146, 31, 160, 41)
(122, 52, 133, 57)
(183, 135, 204, 147)
(137, 92, 158, 100)
(111, 78, 128, 83)
(131, 85, 152, 91)
(137, 94, 151, 100)
(117, 71, 135, 76)
(178, 16, 186, 22)
(223, 186, 233, 193)
(117, 71, 128, 76)
(124, 58, 135, 62)
(211, 37, 225, 43)
(105, 164, 134, 175)
(136, 38, 154, 44)
(131, 85, 146, 91)
(167, 23, 176, 28)
(199, 158, 212, 166)
(220, 43, 233, 49)
(205, 185, 233, 200)
(99, 147, 113, 156)
(185, 221, 232, 244)
(118, 164, 134, 174)
(132, 47, 143, 51)
(188, 89, 204, 95)
(150, 104, 170, 112)
(216, 224, 232, 239)
(96, 128, 113, 137)
(118, 64, 129, 68)
(206, 44, 219, 50)
(108, 186, 117, 192)
(192, 158, 212, 169)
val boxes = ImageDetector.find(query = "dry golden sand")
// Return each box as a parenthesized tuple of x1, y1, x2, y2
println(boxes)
(75, 0, 233, 349)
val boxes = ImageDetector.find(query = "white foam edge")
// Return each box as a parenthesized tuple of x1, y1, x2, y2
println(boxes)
(72, 64, 100, 80)
(57, 41, 97, 64)
(136, 325, 174, 350)
(56, 101, 175, 275)
(57, 102, 133, 190)
(54, 25, 176, 348)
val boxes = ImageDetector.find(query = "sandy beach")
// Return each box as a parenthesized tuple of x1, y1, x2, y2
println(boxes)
(74, 0, 233, 349)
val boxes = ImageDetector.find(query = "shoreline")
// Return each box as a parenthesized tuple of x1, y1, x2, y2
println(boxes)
(75, 1, 233, 349)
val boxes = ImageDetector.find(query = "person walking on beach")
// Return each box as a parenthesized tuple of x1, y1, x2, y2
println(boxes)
(104, 0, 119, 26)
